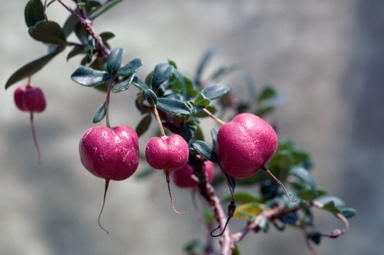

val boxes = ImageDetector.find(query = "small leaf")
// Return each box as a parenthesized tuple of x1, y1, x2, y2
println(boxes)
(233, 202, 264, 219)
(5, 48, 63, 89)
(181, 123, 197, 142)
(254, 106, 276, 117)
(340, 208, 357, 218)
(232, 246, 241, 255)
(112, 76, 133, 93)
(152, 63, 174, 92)
(322, 201, 341, 214)
(62, 13, 78, 38)
(93, 102, 106, 123)
(280, 213, 298, 225)
(315, 196, 345, 209)
(170, 69, 187, 97)
(194, 92, 211, 107)
(28, 20, 67, 45)
(89, 0, 123, 19)
(107, 48, 124, 76)
(25, 0, 45, 27)
(289, 166, 318, 198)
(307, 231, 322, 245)
(190, 140, 218, 162)
(201, 83, 230, 100)
(71, 66, 111, 86)
(118, 58, 143, 76)
(74, 22, 89, 44)
(222, 191, 263, 204)
(195, 47, 220, 86)
(131, 76, 149, 90)
(156, 98, 192, 115)
(257, 86, 278, 102)
(135, 114, 152, 137)
(145, 89, 158, 106)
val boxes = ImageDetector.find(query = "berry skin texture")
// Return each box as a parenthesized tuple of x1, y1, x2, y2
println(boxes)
(145, 134, 189, 171)
(14, 85, 46, 113)
(79, 125, 139, 181)
(173, 160, 215, 188)
(216, 113, 278, 179)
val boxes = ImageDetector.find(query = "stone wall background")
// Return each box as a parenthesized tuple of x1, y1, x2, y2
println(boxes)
(1, 1, 383, 254)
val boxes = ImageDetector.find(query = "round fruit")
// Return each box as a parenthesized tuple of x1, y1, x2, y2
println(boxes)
(216, 113, 278, 179)
(14, 85, 46, 113)
(173, 160, 214, 188)
(79, 125, 139, 181)
(145, 134, 189, 170)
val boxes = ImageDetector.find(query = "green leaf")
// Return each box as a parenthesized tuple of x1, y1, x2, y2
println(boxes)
(112, 76, 133, 93)
(201, 83, 230, 100)
(254, 106, 276, 117)
(28, 20, 67, 45)
(193, 105, 217, 118)
(289, 166, 318, 197)
(195, 47, 219, 86)
(316, 196, 345, 209)
(71, 66, 111, 86)
(5, 48, 63, 89)
(107, 48, 124, 76)
(257, 86, 278, 102)
(340, 208, 357, 218)
(181, 123, 197, 142)
(156, 98, 192, 115)
(89, 0, 123, 20)
(135, 114, 152, 137)
(25, 0, 45, 27)
(118, 58, 143, 76)
(74, 22, 89, 44)
(170, 69, 187, 97)
(152, 63, 174, 92)
(194, 92, 211, 107)
(222, 191, 263, 204)
(232, 246, 241, 255)
(67, 46, 85, 61)
(93, 102, 106, 123)
(132, 76, 149, 90)
(233, 202, 264, 219)
(145, 89, 158, 106)
(297, 187, 328, 201)
(280, 213, 298, 225)
(307, 231, 322, 245)
(190, 140, 218, 162)
(62, 13, 78, 38)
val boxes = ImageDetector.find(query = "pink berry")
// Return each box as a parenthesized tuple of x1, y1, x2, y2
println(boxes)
(79, 125, 139, 181)
(173, 160, 215, 188)
(216, 113, 278, 179)
(145, 134, 189, 170)
(14, 85, 46, 113)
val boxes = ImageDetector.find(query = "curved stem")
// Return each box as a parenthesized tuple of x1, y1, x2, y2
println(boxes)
(30, 112, 42, 165)
(153, 105, 165, 137)
(164, 170, 188, 215)
(98, 179, 110, 234)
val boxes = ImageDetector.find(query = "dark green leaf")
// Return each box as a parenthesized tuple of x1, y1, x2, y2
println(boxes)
(71, 66, 111, 86)
(132, 76, 149, 90)
(156, 98, 192, 115)
(340, 208, 357, 218)
(195, 47, 219, 86)
(280, 213, 298, 225)
(62, 13, 78, 38)
(107, 48, 124, 76)
(28, 20, 67, 45)
(194, 92, 211, 107)
(89, 57, 109, 92)
(25, 0, 45, 27)
(190, 140, 218, 162)
(118, 58, 143, 76)
(232, 246, 241, 255)
(297, 187, 328, 201)
(67, 46, 85, 60)
(181, 123, 197, 142)
(322, 201, 341, 214)
(222, 191, 262, 204)
(93, 102, 106, 123)
(5, 48, 63, 89)
(74, 22, 89, 44)
(289, 166, 318, 198)
(307, 231, 322, 245)
(257, 86, 278, 102)
(168, 59, 177, 69)
(112, 76, 133, 93)
(135, 114, 152, 137)
(152, 63, 174, 92)
(99, 32, 115, 49)
(170, 69, 187, 97)
(315, 196, 345, 209)
(254, 106, 276, 117)
(145, 89, 158, 106)
(201, 83, 230, 100)
(89, 0, 123, 19)
(193, 105, 217, 117)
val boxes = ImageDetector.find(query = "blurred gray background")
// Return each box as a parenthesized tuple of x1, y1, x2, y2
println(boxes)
(1, 0, 383, 254)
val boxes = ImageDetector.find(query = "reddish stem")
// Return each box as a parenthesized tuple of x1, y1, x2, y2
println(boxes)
(98, 179, 110, 234)
(164, 170, 188, 215)
(30, 112, 42, 165)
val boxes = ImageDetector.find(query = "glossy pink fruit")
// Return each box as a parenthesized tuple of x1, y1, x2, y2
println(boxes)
(14, 85, 46, 113)
(145, 134, 189, 170)
(173, 160, 214, 188)
(79, 125, 139, 181)
(216, 113, 278, 179)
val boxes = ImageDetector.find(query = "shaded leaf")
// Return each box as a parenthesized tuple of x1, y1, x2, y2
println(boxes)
(193, 105, 217, 117)
(254, 106, 276, 118)
(340, 208, 357, 218)
(181, 123, 197, 142)
(209, 64, 239, 81)
(74, 22, 89, 44)
(297, 187, 328, 201)
(67, 45, 85, 60)
(112, 76, 133, 93)
(201, 83, 230, 100)
(5, 48, 63, 89)
(257, 86, 278, 102)
(280, 213, 298, 225)
(118, 58, 143, 76)
(190, 140, 218, 162)
(152, 63, 174, 92)
(131, 76, 149, 90)
(107, 48, 124, 76)
(170, 69, 187, 97)
(71, 66, 111, 86)
(25, 0, 45, 27)
(145, 89, 158, 106)
(307, 231, 322, 245)
(195, 47, 219, 86)
(93, 102, 106, 123)
(89, 0, 123, 19)
(222, 191, 263, 204)
(194, 92, 211, 107)
(135, 114, 152, 137)
(62, 13, 78, 38)
(29, 20, 67, 45)
(289, 166, 318, 198)
(316, 196, 345, 209)
(156, 98, 192, 115)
